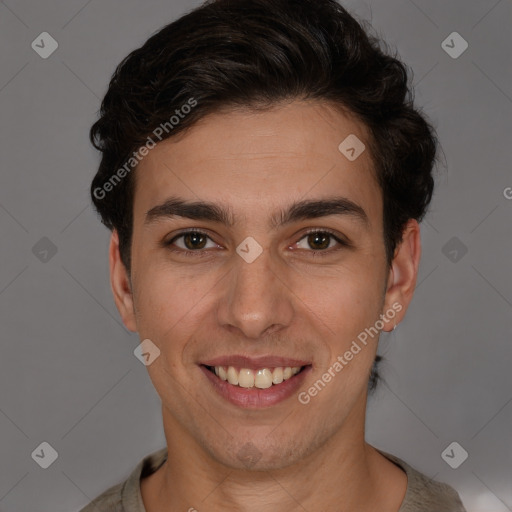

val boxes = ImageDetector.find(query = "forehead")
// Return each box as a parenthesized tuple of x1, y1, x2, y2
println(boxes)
(133, 100, 382, 228)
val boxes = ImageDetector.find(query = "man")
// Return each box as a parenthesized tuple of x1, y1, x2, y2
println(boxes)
(82, 0, 467, 510)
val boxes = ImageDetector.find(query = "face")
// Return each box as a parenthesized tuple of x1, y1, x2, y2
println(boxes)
(110, 100, 420, 471)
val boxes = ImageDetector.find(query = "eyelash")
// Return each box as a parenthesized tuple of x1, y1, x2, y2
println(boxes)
(164, 228, 349, 258)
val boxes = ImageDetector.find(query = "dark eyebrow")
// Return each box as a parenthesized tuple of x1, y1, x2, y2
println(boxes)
(145, 196, 370, 230)
(145, 197, 236, 226)
(271, 197, 370, 230)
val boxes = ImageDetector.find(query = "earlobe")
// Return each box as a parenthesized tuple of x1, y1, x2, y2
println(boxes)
(382, 219, 422, 332)
(109, 230, 138, 332)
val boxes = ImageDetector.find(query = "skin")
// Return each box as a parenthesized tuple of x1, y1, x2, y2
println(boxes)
(109, 100, 421, 511)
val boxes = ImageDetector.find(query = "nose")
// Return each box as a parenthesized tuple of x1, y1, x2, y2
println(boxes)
(216, 245, 294, 340)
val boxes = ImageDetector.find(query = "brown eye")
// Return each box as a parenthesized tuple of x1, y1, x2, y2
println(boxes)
(166, 231, 218, 253)
(306, 232, 331, 250)
(182, 232, 208, 250)
(295, 230, 344, 252)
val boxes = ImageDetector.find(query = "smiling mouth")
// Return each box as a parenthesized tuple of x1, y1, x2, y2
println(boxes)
(204, 365, 308, 389)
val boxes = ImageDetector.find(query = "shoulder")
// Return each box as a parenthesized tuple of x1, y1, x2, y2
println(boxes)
(78, 481, 124, 511)
(380, 451, 467, 512)
(78, 448, 168, 512)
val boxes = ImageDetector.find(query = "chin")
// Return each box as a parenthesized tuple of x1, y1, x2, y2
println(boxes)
(204, 433, 312, 472)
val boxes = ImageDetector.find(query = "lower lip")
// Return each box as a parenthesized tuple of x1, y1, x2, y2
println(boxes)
(200, 365, 312, 408)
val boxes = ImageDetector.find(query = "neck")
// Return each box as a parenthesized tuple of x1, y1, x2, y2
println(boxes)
(142, 399, 407, 512)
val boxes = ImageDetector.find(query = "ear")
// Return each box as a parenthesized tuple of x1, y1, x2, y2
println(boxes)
(381, 219, 422, 332)
(109, 230, 137, 332)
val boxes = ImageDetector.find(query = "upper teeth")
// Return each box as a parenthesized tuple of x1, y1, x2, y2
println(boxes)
(214, 366, 302, 389)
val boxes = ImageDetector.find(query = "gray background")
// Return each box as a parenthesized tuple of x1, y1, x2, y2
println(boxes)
(0, 0, 511, 510)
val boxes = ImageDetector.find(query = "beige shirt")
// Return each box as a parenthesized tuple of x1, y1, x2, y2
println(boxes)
(80, 447, 467, 511)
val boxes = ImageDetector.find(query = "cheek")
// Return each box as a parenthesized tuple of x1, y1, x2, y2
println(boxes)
(132, 261, 221, 343)
(297, 274, 384, 402)
(290, 259, 385, 341)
